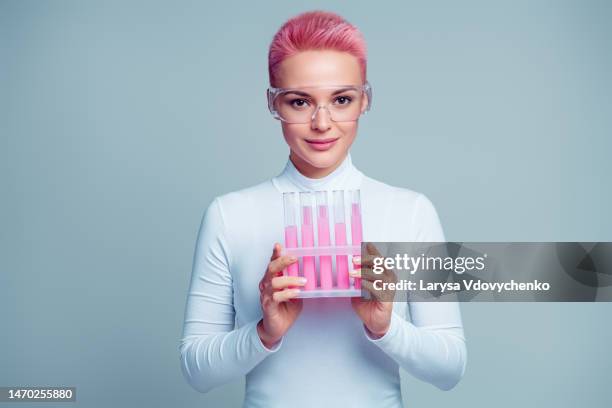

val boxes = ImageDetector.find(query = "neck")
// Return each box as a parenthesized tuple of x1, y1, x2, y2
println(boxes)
(274, 150, 361, 193)
(289, 150, 347, 179)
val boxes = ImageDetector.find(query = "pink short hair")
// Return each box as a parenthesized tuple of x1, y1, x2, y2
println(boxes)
(268, 10, 367, 87)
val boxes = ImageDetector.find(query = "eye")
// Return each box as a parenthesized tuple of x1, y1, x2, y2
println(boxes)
(334, 96, 353, 105)
(290, 98, 310, 108)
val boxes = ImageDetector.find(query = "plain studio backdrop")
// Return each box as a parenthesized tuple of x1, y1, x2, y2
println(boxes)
(1, 1, 611, 407)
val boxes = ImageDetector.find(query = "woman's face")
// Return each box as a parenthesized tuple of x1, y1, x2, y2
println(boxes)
(274, 50, 368, 178)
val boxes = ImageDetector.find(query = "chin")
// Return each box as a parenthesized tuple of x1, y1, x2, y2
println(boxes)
(301, 150, 345, 169)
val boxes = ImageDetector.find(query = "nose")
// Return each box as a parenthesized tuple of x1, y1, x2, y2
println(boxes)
(311, 105, 332, 131)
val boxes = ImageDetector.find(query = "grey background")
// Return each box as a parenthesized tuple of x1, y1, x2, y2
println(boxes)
(1, 0, 610, 407)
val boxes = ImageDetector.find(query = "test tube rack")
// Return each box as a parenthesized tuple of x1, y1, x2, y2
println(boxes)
(281, 189, 363, 298)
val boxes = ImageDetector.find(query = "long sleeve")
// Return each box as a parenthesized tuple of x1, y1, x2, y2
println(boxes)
(363, 193, 468, 391)
(178, 197, 283, 394)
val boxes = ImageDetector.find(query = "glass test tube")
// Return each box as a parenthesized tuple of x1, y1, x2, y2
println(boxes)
(333, 190, 350, 289)
(316, 191, 333, 290)
(350, 190, 363, 290)
(283, 192, 299, 277)
(300, 192, 316, 290)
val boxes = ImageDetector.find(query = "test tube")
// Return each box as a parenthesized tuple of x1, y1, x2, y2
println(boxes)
(283, 192, 299, 278)
(300, 192, 316, 290)
(333, 190, 350, 289)
(316, 191, 333, 290)
(350, 190, 363, 290)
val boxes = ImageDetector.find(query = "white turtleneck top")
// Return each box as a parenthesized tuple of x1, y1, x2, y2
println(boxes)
(179, 153, 467, 408)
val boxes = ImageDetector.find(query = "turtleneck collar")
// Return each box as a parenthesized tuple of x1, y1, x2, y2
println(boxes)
(272, 152, 364, 193)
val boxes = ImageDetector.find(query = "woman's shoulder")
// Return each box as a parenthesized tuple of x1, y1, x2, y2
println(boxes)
(361, 174, 445, 240)
(203, 180, 278, 226)
(209, 179, 277, 215)
(216, 179, 274, 202)
(361, 174, 431, 206)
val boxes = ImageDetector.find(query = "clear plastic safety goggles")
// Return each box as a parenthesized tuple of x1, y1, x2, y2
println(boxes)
(267, 82, 373, 124)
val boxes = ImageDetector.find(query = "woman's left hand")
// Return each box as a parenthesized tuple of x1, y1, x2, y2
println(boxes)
(350, 242, 397, 339)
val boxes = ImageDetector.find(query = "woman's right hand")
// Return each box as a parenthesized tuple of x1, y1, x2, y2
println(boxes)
(257, 243, 306, 349)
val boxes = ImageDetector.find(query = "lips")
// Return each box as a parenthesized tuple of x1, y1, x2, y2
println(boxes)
(305, 137, 339, 151)
(307, 138, 338, 144)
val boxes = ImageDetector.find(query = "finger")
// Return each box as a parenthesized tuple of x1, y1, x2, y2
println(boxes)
(350, 266, 381, 282)
(272, 288, 302, 302)
(358, 279, 383, 302)
(361, 279, 395, 302)
(270, 242, 282, 261)
(352, 265, 397, 290)
(366, 242, 383, 256)
(271, 275, 307, 290)
(267, 254, 298, 277)
(353, 243, 383, 266)
(382, 266, 398, 283)
(353, 254, 378, 268)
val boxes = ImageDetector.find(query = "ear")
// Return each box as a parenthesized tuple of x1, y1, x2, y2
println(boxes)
(360, 92, 369, 114)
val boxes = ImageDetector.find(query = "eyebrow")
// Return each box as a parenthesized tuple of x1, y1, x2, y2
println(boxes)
(283, 87, 356, 97)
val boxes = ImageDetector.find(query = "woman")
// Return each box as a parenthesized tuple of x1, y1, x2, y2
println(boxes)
(179, 10, 467, 407)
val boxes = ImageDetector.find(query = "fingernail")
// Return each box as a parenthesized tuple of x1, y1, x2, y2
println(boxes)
(299, 277, 307, 284)
(292, 289, 301, 294)
(289, 256, 297, 262)
(353, 256, 361, 264)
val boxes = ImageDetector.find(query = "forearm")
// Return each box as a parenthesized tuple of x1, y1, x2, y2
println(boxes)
(179, 319, 282, 393)
(365, 312, 467, 390)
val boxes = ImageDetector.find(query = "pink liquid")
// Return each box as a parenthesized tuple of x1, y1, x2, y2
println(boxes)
(351, 203, 362, 290)
(301, 206, 316, 290)
(334, 222, 349, 289)
(284, 225, 298, 277)
(317, 206, 333, 290)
